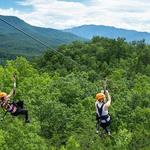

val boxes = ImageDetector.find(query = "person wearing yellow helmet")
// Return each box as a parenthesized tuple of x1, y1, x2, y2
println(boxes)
(95, 90, 111, 137)
(0, 92, 7, 99)
(0, 75, 17, 106)
(0, 75, 30, 123)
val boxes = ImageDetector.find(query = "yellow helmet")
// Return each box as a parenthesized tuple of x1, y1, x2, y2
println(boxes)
(96, 93, 105, 101)
(0, 92, 7, 100)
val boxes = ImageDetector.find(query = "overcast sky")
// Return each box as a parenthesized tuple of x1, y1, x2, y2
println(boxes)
(0, 0, 150, 32)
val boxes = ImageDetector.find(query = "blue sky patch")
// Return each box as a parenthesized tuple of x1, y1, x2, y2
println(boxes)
(0, 0, 33, 12)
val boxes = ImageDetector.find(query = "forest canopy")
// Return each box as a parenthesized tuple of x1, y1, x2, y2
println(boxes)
(0, 37, 150, 150)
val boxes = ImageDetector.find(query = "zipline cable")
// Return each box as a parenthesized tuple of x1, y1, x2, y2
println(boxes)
(0, 16, 79, 66)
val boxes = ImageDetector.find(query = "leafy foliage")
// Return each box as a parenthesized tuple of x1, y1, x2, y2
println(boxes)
(0, 37, 150, 149)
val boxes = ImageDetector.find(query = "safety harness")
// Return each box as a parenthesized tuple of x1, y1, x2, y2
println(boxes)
(0, 101, 17, 113)
(96, 103, 110, 123)
(7, 103, 17, 113)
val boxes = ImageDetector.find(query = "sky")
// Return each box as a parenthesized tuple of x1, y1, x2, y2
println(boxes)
(0, 0, 150, 32)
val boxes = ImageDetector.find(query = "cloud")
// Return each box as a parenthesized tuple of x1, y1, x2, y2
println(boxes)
(0, 8, 19, 16)
(0, 0, 150, 32)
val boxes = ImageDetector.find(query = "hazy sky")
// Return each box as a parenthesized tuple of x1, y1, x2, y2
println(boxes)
(0, 0, 150, 32)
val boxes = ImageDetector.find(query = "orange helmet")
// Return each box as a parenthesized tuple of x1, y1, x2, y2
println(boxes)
(0, 92, 7, 100)
(96, 93, 105, 101)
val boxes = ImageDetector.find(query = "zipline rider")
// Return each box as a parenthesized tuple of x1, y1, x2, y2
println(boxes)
(95, 90, 111, 136)
(0, 75, 30, 123)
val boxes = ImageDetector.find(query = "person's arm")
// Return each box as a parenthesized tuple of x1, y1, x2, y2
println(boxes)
(104, 90, 111, 109)
(7, 75, 16, 98)
(7, 89, 15, 98)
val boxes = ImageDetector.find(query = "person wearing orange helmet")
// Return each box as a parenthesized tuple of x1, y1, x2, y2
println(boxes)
(95, 90, 111, 137)
(0, 75, 30, 123)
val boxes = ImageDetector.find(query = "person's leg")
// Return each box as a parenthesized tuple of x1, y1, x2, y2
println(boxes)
(104, 126, 110, 134)
(12, 108, 29, 123)
(106, 121, 112, 137)
(101, 121, 113, 138)
(16, 101, 24, 109)
(96, 114, 100, 133)
(100, 122, 110, 134)
(20, 109, 29, 122)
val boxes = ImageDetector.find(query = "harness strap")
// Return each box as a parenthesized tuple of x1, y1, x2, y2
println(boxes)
(97, 103, 104, 118)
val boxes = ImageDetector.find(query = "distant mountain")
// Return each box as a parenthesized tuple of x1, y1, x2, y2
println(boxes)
(64, 25, 150, 43)
(0, 15, 84, 56)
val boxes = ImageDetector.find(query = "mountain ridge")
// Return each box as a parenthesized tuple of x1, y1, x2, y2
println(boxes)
(1, 15, 150, 59)
(66, 24, 150, 34)
(0, 15, 84, 56)
(64, 24, 150, 43)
